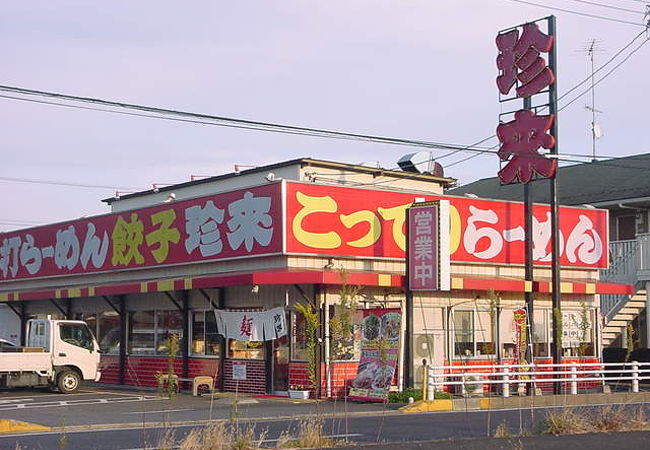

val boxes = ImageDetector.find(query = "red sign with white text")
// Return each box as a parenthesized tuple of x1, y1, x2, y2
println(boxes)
(285, 182, 608, 268)
(0, 184, 283, 281)
(408, 205, 439, 291)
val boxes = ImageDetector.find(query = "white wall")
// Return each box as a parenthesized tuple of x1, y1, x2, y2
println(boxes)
(0, 304, 20, 344)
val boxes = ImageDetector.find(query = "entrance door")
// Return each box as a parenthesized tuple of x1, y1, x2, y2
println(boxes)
(272, 335, 289, 394)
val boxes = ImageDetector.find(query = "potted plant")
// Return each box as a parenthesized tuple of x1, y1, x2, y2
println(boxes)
(289, 384, 310, 399)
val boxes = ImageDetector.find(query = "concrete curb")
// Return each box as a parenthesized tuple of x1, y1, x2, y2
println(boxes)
(0, 419, 51, 435)
(399, 391, 650, 413)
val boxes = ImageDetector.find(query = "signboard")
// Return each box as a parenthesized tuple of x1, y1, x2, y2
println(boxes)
(348, 308, 402, 402)
(407, 201, 450, 291)
(496, 21, 557, 184)
(286, 182, 608, 268)
(0, 183, 283, 282)
(232, 361, 247, 381)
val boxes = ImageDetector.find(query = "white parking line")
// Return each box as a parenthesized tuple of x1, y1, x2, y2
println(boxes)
(0, 395, 163, 411)
(124, 409, 192, 414)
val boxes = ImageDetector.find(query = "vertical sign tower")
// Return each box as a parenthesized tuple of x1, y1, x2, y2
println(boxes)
(495, 16, 562, 393)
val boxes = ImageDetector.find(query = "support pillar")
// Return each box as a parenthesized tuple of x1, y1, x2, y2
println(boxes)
(118, 295, 127, 385)
(20, 303, 28, 347)
(180, 290, 190, 380)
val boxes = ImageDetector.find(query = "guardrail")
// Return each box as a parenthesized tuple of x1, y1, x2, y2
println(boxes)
(423, 361, 650, 400)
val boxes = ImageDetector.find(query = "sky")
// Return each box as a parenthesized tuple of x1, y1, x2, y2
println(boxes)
(1, 0, 649, 232)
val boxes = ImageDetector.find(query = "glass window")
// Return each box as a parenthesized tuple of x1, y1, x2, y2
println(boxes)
(127, 310, 183, 356)
(562, 309, 595, 357)
(98, 312, 121, 355)
(156, 310, 183, 355)
(228, 340, 264, 360)
(532, 309, 550, 357)
(291, 310, 309, 361)
(191, 311, 222, 357)
(475, 311, 495, 356)
(328, 306, 362, 361)
(59, 323, 94, 351)
(128, 311, 155, 355)
(453, 311, 474, 357)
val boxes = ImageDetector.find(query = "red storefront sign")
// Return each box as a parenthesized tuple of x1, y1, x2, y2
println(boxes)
(285, 182, 608, 268)
(0, 181, 609, 283)
(408, 204, 439, 291)
(0, 184, 283, 281)
(496, 21, 557, 184)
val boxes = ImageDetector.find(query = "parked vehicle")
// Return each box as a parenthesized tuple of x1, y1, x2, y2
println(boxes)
(0, 319, 101, 393)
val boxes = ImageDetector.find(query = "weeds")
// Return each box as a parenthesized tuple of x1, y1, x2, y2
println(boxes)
(277, 417, 336, 448)
(493, 422, 513, 438)
(535, 405, 650, 436)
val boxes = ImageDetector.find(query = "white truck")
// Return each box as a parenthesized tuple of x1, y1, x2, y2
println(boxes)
(0, 319, 102, 393)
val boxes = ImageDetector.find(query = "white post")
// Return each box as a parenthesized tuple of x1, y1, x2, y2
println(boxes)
(632, 360, 640, 393)
(646, 282, 650, 348)
(461, 373, 466, 397)
(427, 367, 434, 401)
(503, 364, 510, 398)
(570, 362, 578, 395)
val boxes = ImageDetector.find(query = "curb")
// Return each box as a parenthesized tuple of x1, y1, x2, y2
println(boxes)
(399, 391, 650, 413)
(399, 400, 453, 412)
(0, 419, 51, 435)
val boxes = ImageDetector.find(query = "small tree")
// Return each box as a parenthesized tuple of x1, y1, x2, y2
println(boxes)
(155, 333, 180, 399)
(295, 302, 320, 392)
(329, 269, 361, 360)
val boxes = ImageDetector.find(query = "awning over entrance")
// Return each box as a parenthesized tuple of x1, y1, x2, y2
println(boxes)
(0, 269, 634, 302)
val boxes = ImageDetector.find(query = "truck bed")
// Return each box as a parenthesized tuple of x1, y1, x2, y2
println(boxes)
(0, 351, 52, 373)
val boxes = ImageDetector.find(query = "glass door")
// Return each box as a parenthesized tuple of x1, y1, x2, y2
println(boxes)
(272, 334, 289, 394)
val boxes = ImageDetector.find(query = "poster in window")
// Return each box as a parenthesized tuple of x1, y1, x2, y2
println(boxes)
(348, 308, 402, 402)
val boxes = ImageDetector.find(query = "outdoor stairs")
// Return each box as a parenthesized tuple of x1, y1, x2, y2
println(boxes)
(602, 290, 646, 347)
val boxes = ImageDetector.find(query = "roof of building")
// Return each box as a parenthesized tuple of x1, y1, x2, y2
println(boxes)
(448, 153, 650, 207)
(102, 157, 456, 205)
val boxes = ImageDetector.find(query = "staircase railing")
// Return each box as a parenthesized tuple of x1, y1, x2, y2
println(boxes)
(600, 239, 639, 318)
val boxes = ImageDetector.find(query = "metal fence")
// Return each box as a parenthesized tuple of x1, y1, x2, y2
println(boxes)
(424, 361, 650, 400)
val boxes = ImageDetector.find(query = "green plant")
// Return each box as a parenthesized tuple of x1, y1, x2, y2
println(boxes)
(387, 388, 451, 403)
(553, 308, 563, 353)
(329, 269, 361, 360)
(535, 407, 590, 435)
(295, 302, 320, 391)
(577, 302, 591, 357)
(155, 333, 180, 399)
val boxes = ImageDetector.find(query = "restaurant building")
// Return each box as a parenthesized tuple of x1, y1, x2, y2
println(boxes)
(0, 158, 632, 397)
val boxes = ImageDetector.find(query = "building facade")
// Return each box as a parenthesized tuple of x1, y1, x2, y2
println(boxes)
(0, 158, 631, 396)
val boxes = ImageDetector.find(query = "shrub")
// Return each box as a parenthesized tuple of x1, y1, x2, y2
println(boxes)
(387, 388, 451, 403)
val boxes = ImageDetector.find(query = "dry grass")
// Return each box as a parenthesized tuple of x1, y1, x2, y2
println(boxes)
(277, 417, 336, 448)
(159, 421, 265, 450)
(493, 422, 513, 438)
(536, 405, 650, 436)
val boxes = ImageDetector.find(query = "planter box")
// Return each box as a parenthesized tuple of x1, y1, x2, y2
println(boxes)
(289, 390, 310, 399)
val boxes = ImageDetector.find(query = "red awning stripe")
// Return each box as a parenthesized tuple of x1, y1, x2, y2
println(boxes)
(0, 270, 634, 302)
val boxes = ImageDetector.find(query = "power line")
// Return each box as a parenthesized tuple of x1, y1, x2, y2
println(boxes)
(567, 0, 646, 15)
(0, 175, 138, 191)
(0, 86, 489, 154)
(505, 0, 647, 27)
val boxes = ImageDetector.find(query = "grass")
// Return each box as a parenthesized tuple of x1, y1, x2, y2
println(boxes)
(387, 388, 451, 403)
(494, 404, 650, 438)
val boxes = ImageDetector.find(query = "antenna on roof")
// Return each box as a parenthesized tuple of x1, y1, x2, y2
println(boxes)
(579, 39, 605, 162)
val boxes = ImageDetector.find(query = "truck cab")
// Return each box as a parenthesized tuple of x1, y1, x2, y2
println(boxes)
(0, 319, 101, 393)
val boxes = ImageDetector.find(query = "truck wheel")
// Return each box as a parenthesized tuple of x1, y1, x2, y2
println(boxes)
(57, 370, 80, 394)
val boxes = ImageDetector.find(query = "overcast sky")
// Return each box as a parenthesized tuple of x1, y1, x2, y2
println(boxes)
(1, 0, 648, 232)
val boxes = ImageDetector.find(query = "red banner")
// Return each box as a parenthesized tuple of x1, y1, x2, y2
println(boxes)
(286, 182, 608, 268)
(0, 184, 283, 281)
